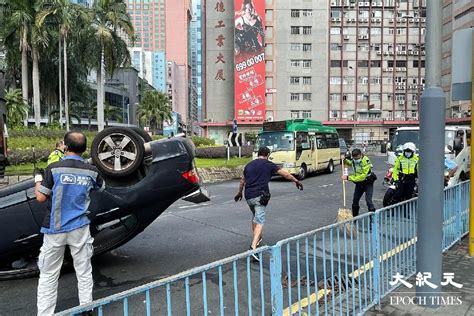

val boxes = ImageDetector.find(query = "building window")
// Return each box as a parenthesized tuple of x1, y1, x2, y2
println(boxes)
(331, 60, 342, 67)
(330, 77, 341, 84)
(290, 43, 301, 51)
(370, 93, 381, 101)
(358, 76, 369, 84)
(290, 77, 300, 85)
(291, 9, 300, 18)
(290, 94, 300, 101)
(302, 43, 312, 51)
(302, 93, 312, 101)
(330, 43, 342, 51)
(291, 27, 301, 35)
(358, 60, 369, 67)
(302, 27, 312, 35)
(302, 10, 313, 17)
(302, 60, 311, 68)
(290, 60, 301, 68)
(302, 110, 312, 118)
(370, 60, 382, 67)
(395, 93, 405, 101)
(265, 9, 273, 21)
(396, 60, 406, 67)
(331, 9, 341, 18)
(371, 77, 382, 84)
(330, 93, 340, 101)
(291, 110, 300, 118)
(330, 27, 341, 35)
(303, 77, 312, 85)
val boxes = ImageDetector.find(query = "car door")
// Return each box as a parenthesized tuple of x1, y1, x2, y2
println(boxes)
(0, 182, 42, 260)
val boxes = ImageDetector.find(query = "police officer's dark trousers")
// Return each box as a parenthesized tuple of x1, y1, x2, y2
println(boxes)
(352, 181, 375, 217)
(393, 177, 416, 202)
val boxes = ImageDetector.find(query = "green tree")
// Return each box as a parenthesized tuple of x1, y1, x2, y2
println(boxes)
(37, 0, 87, 131)
(89, 0, 133, 131)
(0, 0, 34, 120)
(5, 88, 29, 127)
(138, 90, 173, 133)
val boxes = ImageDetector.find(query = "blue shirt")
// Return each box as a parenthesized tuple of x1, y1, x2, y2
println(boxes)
(243, 158, 280, 200)
(38, 155, 105, 234)
(444, 159, 457, 171)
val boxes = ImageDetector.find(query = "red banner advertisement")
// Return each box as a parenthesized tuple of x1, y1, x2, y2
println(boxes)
(234, 0, 265, 122)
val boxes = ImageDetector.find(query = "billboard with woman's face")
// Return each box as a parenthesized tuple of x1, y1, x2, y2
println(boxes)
(234, 0, 265, 122)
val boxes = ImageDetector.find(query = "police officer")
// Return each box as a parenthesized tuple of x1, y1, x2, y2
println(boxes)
(47, 140, 66, 166)
(342, 148, 376, 217)
(392, 142, 419, 203)
(35, 132, 104, 315)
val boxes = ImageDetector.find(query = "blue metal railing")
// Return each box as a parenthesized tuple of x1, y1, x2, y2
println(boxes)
(57, 181, 470, 316)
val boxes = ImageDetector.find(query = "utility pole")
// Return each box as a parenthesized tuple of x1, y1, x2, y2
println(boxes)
(416, 0, 445, 307)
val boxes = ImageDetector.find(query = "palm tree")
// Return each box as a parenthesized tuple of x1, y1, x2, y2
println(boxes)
(0, 0, 34, 122)
(5, 88, 29, 127)
(138, 90, 173, 134)
(37, 0, 87, 131)
(89, 0, 134, 131)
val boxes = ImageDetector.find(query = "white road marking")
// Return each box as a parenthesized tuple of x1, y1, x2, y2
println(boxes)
(178, 203, 210, 209)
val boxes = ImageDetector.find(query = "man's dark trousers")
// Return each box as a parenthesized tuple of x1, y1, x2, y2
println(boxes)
(352, 181, 375, 217)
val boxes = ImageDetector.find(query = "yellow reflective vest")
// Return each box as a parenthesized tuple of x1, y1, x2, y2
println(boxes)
(393, 154, 419, 181)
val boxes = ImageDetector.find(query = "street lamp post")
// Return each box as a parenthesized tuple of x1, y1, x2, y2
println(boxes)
(416, 0, 445, 307)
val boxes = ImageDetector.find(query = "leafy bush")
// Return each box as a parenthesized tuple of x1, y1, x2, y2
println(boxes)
(7, 148, 91, 165)
(191, 136, 216, 148)
(196, 146, 254, 158)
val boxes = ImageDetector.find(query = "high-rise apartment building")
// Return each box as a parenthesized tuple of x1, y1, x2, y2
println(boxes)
(126, 0, 166, 51)
(192, 0, 204, 124)
(441, 0, 473, 119)
(204, 0, 435, 144)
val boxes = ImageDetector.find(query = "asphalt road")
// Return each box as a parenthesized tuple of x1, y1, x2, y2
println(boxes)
(0, 155, 389, 315)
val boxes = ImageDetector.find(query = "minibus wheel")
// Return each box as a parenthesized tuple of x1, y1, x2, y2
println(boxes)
(326, 160, 334, 174)
(297, 164, 307, 180)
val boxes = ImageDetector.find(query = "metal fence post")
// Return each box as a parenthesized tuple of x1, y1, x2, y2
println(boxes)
(456, 185, 462, 242)
(371, 212, 381, 308)
(269, 245, 283, 315)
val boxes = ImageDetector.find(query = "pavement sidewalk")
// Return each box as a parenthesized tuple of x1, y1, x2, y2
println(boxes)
(365, 238, 474, 316)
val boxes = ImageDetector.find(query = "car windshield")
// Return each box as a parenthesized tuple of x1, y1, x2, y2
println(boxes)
(392, 130, 419, 152)
(392, 130, 459, 152)
(255, 132, 295, 152)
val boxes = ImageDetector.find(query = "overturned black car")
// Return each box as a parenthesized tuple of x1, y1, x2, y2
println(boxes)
(0, 127, 209, 280)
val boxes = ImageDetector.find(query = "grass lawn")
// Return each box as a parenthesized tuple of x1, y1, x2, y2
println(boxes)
(5, 158, 251, 176)
(195, 157, 251, 169)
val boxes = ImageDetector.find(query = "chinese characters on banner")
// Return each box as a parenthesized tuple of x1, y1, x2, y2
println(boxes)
(214, 2, 227, 84)
(233, 0, 265, 122)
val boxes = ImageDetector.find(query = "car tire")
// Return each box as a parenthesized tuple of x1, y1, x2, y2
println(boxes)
(297, 164, 307, 180)
(383, 188, 395, 207)
(91, 127, 145, 177)
(326, 160, 334, 174)
(129, 126, 152, 143)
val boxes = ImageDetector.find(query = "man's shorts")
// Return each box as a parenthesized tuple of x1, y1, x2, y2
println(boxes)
(247, 196, 266, 225)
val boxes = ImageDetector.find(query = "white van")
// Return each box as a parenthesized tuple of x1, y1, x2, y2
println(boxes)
(387, 126, 471, 185)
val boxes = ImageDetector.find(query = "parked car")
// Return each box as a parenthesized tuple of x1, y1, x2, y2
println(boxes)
(0, 127, 209, 280)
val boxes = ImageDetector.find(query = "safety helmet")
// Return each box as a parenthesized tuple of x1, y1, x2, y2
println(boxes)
(403, 142, 416, 152)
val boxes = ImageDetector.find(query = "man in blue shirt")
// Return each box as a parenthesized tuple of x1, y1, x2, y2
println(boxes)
(234, 146, 303, 261)
(35, 132, 104, 315)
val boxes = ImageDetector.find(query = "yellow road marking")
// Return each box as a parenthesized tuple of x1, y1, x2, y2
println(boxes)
(282, 236, 417, 315)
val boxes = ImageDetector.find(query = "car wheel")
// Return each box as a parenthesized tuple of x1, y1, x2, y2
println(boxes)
(297, 164, 307, 180)
(129, 126, 152, 143)
(326, 160, 334, 174)
(91, 127, 145, 177)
